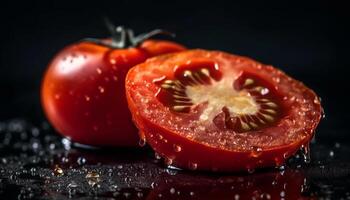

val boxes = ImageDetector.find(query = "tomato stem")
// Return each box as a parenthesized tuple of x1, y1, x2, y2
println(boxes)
(81, 18, 175, 49)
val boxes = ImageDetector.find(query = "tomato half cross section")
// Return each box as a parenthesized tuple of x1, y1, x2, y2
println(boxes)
(41, 21, 185, 147)
(126, 50, 323, 172)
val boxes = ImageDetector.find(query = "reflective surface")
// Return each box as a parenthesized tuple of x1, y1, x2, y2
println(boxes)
(0, 119, 349, 199)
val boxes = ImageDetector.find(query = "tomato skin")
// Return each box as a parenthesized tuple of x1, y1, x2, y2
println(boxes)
(140, 39, 186, 57)
(129, 108, 308, 171)
(126, 50, 322, 171)
(41, 40, 185, 147)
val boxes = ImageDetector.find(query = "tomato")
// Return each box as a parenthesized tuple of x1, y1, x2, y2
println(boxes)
(41, 22, 186, 147)
(126, 50, 322, 171)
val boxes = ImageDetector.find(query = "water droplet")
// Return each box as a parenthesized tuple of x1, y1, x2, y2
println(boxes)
(62, 138, 71, 150)
(260, 193, 271, 199)
(77, 157, 87, 165)
(165, 157, 173, 165)
(334, 142, 340, 148)
(31, 127, 40, 137)
(32, 141, 40, 150)
(85, 95, 90, 101)
(61, 157, 69, 163)
(86, 171, 101, 187)
(188, 162, 198, 170)
(250, 146, 263, 158)
(234, 194, 240, 200)
(247, 167, 255, 174)
(2, 158, 8, 164)
(260, 88, 269, 95)
(280, 191, 285, 197)
(67, 181, 78, 197)
(49, 143, 56, 150)
(329, 150, 334, 157)
(278, 165, 286, 171)
(165, 168, 178, 175)
(98, 86, 105, 93)
(137, 192, 143, 198)
(96, 68, 102, 74)
(138, 137, 146, 147)
(170, 187, 176, 194)
(173, 144, 182, 152)
(190, 191, 195, 196)
(110, 59, 117, 65)
(151, 182, 158, 189)
(53, 165, 64, 176)
(272, 180, 277, 186)
(123, 192, 131, 198)
(154, 152, 162, 160)
(301, 144, 311, 163)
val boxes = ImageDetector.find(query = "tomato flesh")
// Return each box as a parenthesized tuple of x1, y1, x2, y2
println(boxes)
(126, 50, 322, 171)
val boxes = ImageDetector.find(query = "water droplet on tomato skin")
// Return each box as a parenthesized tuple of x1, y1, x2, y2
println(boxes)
(98, 86, 105, 93)
(110, 59, 117, 65)
(173, 144, 182, 152)
(165, 157, 173, 165)
(188, 162, 198, 170)
(250, 146, 263, 158)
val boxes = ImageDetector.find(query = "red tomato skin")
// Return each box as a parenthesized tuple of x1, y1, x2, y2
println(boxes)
(140, 39, 186, 57)
(41, 40, 185, 147)
(125, 50, 322, 171)
(128, 98, 312, 171)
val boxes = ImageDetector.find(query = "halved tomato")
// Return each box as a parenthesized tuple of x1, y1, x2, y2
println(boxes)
(126, 50, 322, 172)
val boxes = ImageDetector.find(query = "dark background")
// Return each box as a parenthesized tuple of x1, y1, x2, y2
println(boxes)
(0, 0, 348, 141)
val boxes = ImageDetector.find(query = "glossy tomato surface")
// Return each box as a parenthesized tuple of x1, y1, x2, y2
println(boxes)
(41, 40, 185, 147)
(126, 50, 322, 171)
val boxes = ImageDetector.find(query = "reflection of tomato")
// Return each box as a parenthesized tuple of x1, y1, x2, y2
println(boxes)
(126, 50, 322, 171)
(147, 169, 310, 200)
(41, 23, 186, 147)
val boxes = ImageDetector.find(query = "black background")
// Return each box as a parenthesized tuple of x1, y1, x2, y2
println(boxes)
(0, 0, 349, 141)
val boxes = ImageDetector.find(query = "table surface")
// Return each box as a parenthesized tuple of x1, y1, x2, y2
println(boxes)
(0, 119, 349, 200)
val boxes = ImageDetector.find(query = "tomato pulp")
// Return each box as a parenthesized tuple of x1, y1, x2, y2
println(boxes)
(41, 23, 186, 147)
(126, 50, 322, 171)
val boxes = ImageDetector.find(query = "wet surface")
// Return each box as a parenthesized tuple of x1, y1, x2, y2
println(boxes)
(0, 119, 350, 200)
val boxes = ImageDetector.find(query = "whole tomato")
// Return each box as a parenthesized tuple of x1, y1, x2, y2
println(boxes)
(41, 21, 186, 147)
